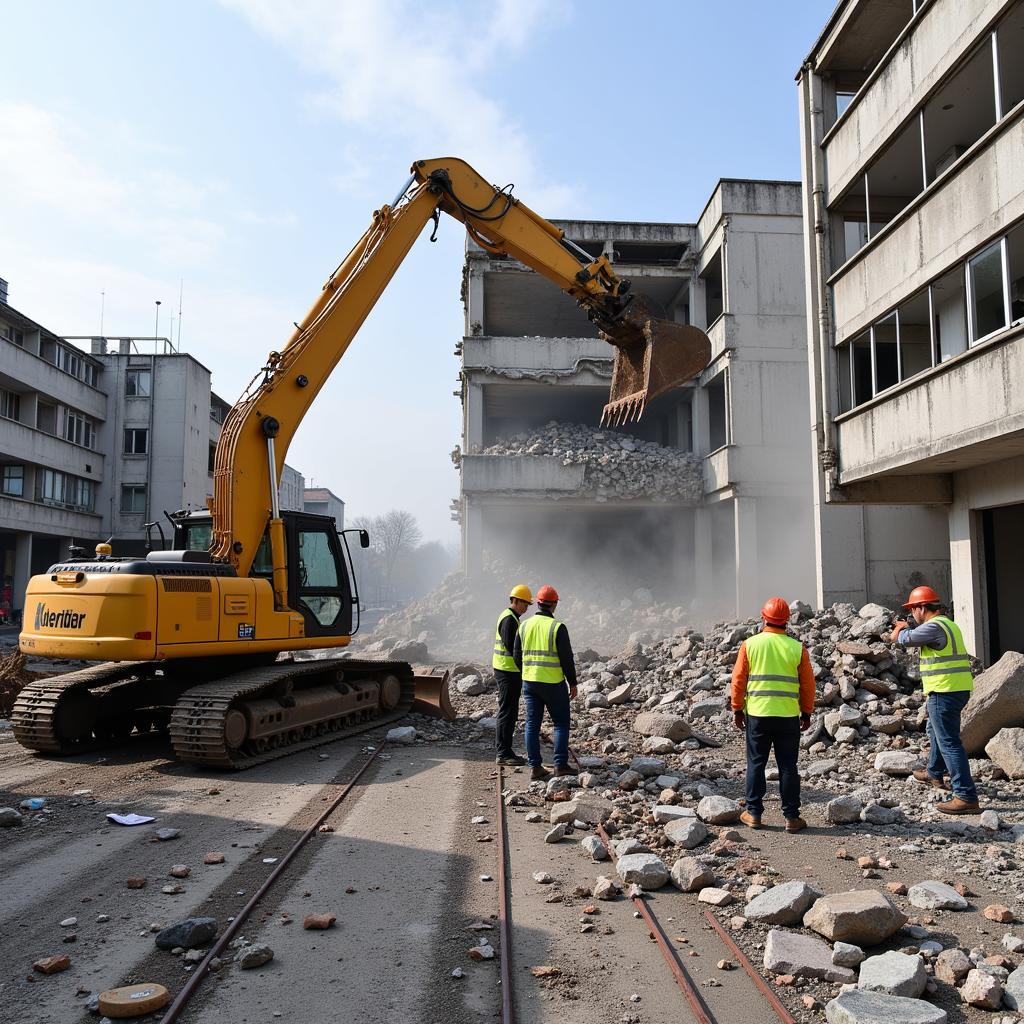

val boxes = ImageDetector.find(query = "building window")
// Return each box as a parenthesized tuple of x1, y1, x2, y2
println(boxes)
(124, 428, 149, 455)
(998, 4, 1024, 114)
(707, 371, 728, 451)
(208, 442, 217, 474)
(63, 409, 95, 449)
(931, 265, 968, 362)
(873, 313, 899, 395)
(1006, 220, 1024, 323)
(125, 368, 152, 397)
(84, 363, 97, 387)
(701, 250, 724, 327)
(967, 239, 1008, 343)
(0, 324, 24, 346)
(1, 465, 24, 497)
(851, 331, 873, 407)
(897, 289, 933, 380)
(36, 402, 57, 435)
(0, 390, 20, 422)
(37, 469, 93, 511)
(121, 484, 147, 513)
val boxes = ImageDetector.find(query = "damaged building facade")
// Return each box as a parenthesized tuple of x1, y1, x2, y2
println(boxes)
(799, 0, 1024, 661)
(455, 184, 824, 618)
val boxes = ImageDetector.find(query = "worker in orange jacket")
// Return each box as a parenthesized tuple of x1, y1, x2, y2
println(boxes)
(731, 597, 816, 833)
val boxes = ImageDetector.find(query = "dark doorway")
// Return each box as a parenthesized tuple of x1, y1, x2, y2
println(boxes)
(982, 503, 1024, 659)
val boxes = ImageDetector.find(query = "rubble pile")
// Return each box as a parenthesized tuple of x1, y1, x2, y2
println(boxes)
(480, 421, 703, 502)
(357, 564, 694, 661)
(0, 648, 33, 717)
(451, 598, 1024, 1019)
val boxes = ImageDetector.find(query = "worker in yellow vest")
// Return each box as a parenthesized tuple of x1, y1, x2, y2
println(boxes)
(493, 584, 533, 766)
(731, 597, 815, 833)
(513, 585, 578, 781)
(888, 585, 979, 815)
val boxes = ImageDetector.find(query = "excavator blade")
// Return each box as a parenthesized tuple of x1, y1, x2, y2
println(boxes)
(411, 667, 455, 721)
(600, 310, 711, 427)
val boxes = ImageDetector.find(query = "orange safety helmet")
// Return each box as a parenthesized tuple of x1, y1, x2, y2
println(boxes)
(902, 585, 941, 609)
(536, 584, 560, 604)
(761, 596, 791, 626)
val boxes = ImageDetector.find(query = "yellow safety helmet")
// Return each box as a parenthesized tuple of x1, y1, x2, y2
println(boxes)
(509, 584, 533, 604)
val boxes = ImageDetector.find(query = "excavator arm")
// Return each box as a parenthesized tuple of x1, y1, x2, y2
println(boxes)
(212, 157, 710, 601)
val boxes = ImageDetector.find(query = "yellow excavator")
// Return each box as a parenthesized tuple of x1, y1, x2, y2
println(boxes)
(13, 158, 711, 769)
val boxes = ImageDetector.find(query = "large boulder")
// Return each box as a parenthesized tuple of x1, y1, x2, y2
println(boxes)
(985, 728, 1024, 779)
(803, 891, 907, 946)
(960, 651, 1024, 755)
(873, 751, 918, 776)
(824, 990, 947, 1024)
(1004, 964, 1024, 1010)
(615, 853, 669, 890)
(633, 712, 692, 743)
(155, 918, 218, 950)
(763, 929, 855, 983)
(664, 818, 709, 849)
(549, 794, 614, 826)
(745, 881, 823, 926)
(857, 951, 927, 998)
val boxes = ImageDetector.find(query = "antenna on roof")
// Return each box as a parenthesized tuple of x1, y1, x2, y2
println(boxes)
(99, 290, 105, 335)
(177, 279, 183, 347)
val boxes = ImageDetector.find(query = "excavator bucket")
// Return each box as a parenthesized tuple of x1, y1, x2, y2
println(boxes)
(411, 667, 455, 721)
(600, 298, 711, 427)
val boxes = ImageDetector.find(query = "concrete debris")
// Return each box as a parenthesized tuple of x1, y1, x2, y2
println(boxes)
(833, 942, 866, 968)
(985, 728, 1024, 779)
(744, 880, 823, 926)
(697, 887, 734, 907)
(670, 857, 715, 893)
(615, 853, 669, 890)
(803, 891, 908, 946)
(873, 751, 919, 776)
(169, 865, 190, 879)
(580, 836, 609, 861)
(960, 968, 1004, 1009)
(857, 951, 927, 998)
(633, 712, 692, 744)
(481, 422, 703, 502)
(302, 914, 336, 930)
(0, 807, 24, 827)
(907, 881, 968, 911)
(763, 928, 855, 983)
(155, 918, 217, 950)
(593, 875, 621, 901)
(984, 904, 1014, 923)
(1004, 964, 1024, 1009)
(155, 828, 179, 841)
(532, 871, 554, 884)
(696, 795, 740, 825)
(385, 726, 417, 745)
(826, 796, 863, 824)
(934, 948, 972, 985)
(960, 651, 1024, 754)
(664, 818, 708, 849)
(467, 942, 495, 961)
(32, 955, 71, 975)
(544, 823, 568, 844)
(203, 852, 226, 865)
(824, 990, 948, 1024)
(237, 943, 275, 969)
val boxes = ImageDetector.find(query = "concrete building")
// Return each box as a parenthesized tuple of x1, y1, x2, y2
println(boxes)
(304, 487, 345, 528)
(0, 285, 308, 620)
(798, 0, 1024, 660)
(278, 464, 306, 512)
(0, 294, 106, 620)
(456, 188, 823, 618)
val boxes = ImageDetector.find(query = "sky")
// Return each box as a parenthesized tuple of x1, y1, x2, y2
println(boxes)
(0, 1, 830, 543)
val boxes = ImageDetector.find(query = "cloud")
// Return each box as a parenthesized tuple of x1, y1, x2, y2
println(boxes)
(221, 0, 578, 211)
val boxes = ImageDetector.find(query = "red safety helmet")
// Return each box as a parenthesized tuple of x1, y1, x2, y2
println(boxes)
(536, 584, 560, 604)
(761, 597, 791, 626)
(902, 585, 941, 609)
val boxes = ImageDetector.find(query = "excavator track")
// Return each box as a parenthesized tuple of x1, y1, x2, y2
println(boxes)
(168, 658, 417, 770)
(11, 662, 152, 755)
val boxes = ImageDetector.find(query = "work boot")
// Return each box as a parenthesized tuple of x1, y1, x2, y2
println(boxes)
(912, 769, 946, 789)
(739, 811, 761, 829)
(496, 754, 527, 766)
(530, 766, 551, 781)
(785, 817, 808, 834)
(936, 797, 980, 815)
(553, 766, 575, 778)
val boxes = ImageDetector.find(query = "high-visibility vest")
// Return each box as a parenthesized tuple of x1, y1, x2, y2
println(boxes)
(492, 608, 519, 672)
(919, 615, 973, 695)
(743, 630, 803, 717)
(518, 614, 565, 684)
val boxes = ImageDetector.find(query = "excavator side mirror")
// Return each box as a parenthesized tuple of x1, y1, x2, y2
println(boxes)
(359, 530, 370, 549)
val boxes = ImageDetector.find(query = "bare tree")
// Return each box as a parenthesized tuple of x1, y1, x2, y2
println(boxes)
(346, 510, 425, 606)
(376, 510, 423, 600)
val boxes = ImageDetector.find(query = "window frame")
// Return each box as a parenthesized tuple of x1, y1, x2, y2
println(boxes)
(125, 368, 152, 398)
(123, 427, 150, 455)
(120, 483, 147, 514)
(1, 465, 24, 497)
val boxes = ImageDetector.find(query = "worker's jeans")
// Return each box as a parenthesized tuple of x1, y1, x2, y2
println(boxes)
(926, 691, 978, 802)
(522, 681, 570, 769)
(494, 671, 522, 758)
(745, 715, 801, 820)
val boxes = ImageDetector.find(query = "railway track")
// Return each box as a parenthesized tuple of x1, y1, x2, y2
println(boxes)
(495, 765, 798, 1024)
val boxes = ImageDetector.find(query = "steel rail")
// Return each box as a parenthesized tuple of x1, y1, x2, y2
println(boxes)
(702, 910, 797, 1024)
(495, 766, 516, 1024)
(158, 742, 387, 1024)
(595, 824, 714, 1024)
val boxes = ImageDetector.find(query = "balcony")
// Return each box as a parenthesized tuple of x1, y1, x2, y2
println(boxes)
(1, 338, 106, 420)
(461, 336, 612, 376)
(0, 492, 101, 538)
(0, 419, 104, 480)
(703, 446, 732, 494)
(461, 455, 586, 496)
(832, 114, 1024, 343)
(824, 0, 1003, 200)
(835, 329, 1024, 482)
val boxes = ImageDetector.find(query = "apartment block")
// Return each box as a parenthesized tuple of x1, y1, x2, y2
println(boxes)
(798, 0, 1024, 660)
(304, 487, 345, 528)
(457, 187, 828, 618)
